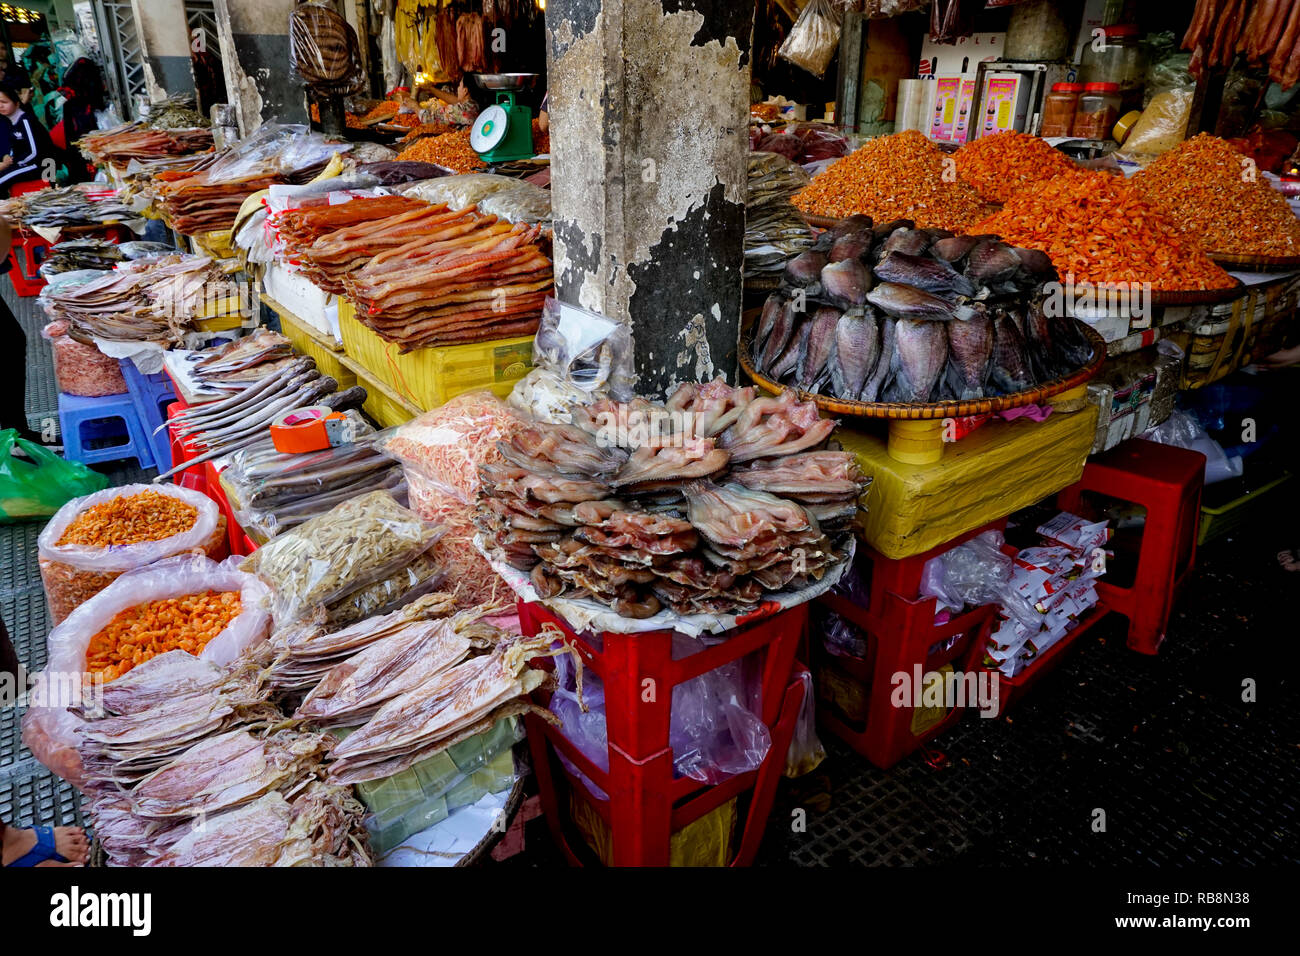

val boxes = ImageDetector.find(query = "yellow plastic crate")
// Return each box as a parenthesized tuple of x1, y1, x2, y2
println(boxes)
(336, 355, 420, 429)
(1198, 470, 1293, 547)
(193, 228, 235, 259)
(272, 300, 357, 391)
(569, 790, 737, 868)
(338, 299, 534, 411)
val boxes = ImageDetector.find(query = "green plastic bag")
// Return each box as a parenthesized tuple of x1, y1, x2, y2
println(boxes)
(0, 429, 109, 523)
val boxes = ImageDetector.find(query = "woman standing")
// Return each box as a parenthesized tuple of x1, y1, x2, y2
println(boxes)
(55, 58, 105, 183)
(0, 84, 58, 194)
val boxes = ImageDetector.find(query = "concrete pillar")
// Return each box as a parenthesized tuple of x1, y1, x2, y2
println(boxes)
(130, 0, 196, 102)
(546, 0, 755, 399)
(214, 0, 309, 135)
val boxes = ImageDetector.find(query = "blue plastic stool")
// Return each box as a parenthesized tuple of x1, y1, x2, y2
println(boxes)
(119, 360, 176, 471)
(57, 392, 154, 469)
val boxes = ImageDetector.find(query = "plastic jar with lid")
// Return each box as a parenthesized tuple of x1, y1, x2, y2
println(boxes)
(1080, 24, 1147, 112)
(1041, 82, 1083, 138)
(1072, 83, 1121, 140)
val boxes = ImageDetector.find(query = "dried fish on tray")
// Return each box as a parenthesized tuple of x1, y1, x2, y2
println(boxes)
(242, 490, 445, 626)
(20, 184, 135, 227)
(746, 151, 815, 278)
(155, 354, 369, 481)
(221, 414, 407, 543)
(477, 379, 867, 622)
(44, 254, 223, 346)
(747, 215, 1096, 404)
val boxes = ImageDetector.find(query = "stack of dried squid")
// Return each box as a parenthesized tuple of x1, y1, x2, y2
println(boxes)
(43, 254, 222, 345)
(477, 379, 867, 619)
(280, 198, 553, 349)
(72, 651, 370, 866)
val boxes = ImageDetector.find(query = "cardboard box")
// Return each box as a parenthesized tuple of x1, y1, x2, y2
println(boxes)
(975, 72, 1033, 138)
(919, 32, 1006, 77)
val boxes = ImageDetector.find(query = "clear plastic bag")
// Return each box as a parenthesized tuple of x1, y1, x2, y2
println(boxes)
(508, 298, 636, 422)
(20, 554, 272, 787)
(779, 0, 843, 77)
(1142, 411, 1239, 484)
(1116, 89, 1193, 162)
(478, 180, 552, 224)
(240, 490, 443, 625)
(38, 483, 220, 574)
(290, 0, 365, 95)
(919, 530, 1017, 615)
(375, 390, 523, 504)
(396, 172, 520, 208)
(41, 321, 127, 397)
(549, 635, 772, 789)
(784, 669, 826, 778)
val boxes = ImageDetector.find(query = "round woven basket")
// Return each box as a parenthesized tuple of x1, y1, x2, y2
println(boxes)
(1209, 251, 1300, 273)
(739, 320, 1107, 420)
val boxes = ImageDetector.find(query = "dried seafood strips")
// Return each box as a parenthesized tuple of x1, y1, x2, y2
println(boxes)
(267, 592, 457, 693)
(326, 633, 556, 784)
(340, 208, 553, 350)
(968, 170, 1236, 291)
(792, 130, 993, 230)
(1132, 133, 1300, 258)
(241, 491, 443, 625)
(128, 728, 333, 818)
(79, 123, 214, 165)
(295, 608, 499, 726)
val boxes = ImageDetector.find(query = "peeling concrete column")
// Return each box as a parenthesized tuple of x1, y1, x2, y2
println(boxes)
(214, 0, 310, 135)
(130, 0, 196, 102)
(546, 0, 755, 399)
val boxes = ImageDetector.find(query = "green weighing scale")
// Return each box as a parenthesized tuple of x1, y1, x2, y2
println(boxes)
(469, 72, 540, 163)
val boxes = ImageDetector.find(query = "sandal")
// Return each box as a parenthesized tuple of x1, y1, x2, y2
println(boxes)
(3, 825, 71, 867)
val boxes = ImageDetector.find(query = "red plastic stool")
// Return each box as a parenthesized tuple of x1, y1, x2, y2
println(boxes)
(518, 601, 804, 866)
(813, 519, 1005, 769)
(1057, 437, 1205, 655)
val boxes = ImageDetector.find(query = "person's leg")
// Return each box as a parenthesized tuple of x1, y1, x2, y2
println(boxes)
(0, 293, 34, 440)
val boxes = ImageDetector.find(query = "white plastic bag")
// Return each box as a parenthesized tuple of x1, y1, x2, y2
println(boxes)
(21, 555, 272, 787)
(1142, 411, 1239, 484)
(778, 0, 843, 78)
(38, 483, 220, 573)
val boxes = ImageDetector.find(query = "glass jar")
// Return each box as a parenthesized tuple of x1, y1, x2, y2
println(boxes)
(1079, 24, 1147, 114)
(1005, 0, 1070, 61)
(1072, 83, 1121, 140)
(1041, 82, 1083, 138)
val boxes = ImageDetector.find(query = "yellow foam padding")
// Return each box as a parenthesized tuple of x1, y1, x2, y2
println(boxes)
(836, 405, 1099, 560)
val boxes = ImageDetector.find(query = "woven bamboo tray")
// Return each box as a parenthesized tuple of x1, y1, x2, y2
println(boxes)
(1209, 251, 1300, 273)
(1148, 279, 1245, 306)
(738, 320, 1106, 421)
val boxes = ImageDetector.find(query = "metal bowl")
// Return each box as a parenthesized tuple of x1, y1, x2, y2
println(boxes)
(471, 73, 540, 91)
